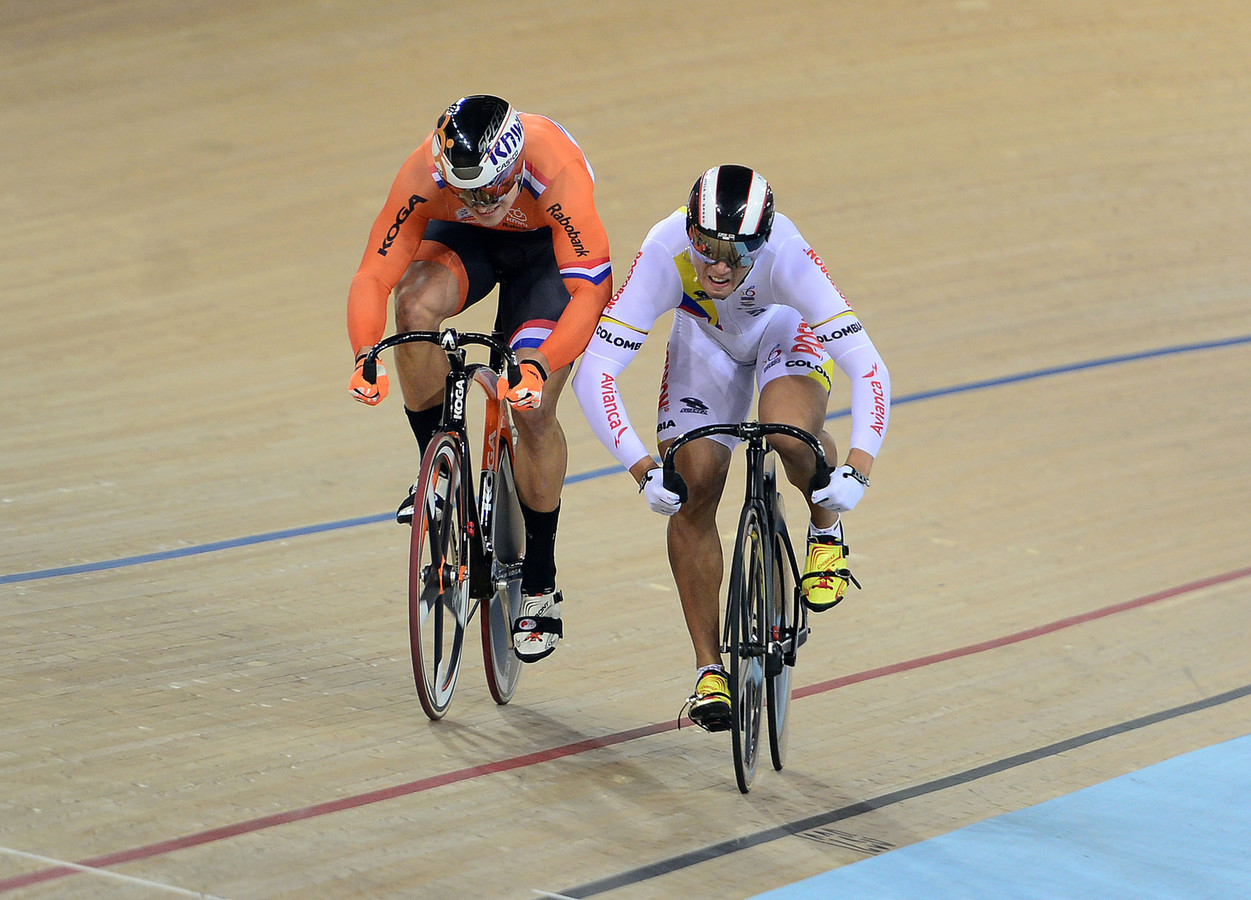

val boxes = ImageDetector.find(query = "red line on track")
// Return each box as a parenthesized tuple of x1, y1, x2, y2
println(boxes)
(796, 566, 1251, 698)
(3, 566, 1248, 893)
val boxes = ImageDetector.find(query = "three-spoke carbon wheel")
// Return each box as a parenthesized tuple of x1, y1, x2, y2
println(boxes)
(729, 504, 768, 793)
(480, 442, 524, 704)
(766, 519, 796, 771)
(409, 433, 470, 720)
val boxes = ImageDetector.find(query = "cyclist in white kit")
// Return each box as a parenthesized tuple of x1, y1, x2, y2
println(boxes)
(572, 164, 892, 730)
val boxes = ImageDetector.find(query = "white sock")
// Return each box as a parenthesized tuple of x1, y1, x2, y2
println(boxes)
(809, 517, 844, 542)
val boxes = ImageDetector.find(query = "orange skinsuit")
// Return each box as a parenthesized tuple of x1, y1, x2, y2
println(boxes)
(346, 113, 613, 372)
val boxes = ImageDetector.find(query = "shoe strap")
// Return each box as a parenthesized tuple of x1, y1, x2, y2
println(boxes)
(801, 566, 862, 590)
(513, 614, 563, 637)
(523, 589, 563, 605)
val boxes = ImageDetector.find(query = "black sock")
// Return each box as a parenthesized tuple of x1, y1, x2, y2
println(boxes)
(404, 405, 444, 456)
(520, 502, 560, 595)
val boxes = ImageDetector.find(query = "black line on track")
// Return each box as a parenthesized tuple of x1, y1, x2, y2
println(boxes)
(556, 682, 1251, 898)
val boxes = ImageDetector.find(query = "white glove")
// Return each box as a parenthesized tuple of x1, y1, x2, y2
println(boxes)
(811, 465, 869, 512)
(639, 468, 683, 516)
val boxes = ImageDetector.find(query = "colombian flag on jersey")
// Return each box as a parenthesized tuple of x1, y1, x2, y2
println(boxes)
(673, 252, 721, 329)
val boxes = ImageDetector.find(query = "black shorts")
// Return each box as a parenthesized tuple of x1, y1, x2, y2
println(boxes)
(421, 221, 569, 348)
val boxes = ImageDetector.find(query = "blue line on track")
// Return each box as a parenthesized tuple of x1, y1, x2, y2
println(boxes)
(4, 334, 1247, 586)
(0, 515, 392, 584)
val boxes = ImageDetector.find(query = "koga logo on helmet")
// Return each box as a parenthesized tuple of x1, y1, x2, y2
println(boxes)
(377, 194, 426, 256)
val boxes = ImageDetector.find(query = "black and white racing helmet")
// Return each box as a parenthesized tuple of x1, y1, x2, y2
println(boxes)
(431, 95, 525, 204)
(685, 164, 775, 268)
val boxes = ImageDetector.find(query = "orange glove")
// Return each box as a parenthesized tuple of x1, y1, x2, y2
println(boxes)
(499, 360, 547, 410)
(349, 355, 388, 406)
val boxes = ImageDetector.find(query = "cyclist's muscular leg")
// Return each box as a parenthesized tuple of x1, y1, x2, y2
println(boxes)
(393, 260, 463, 411)
(762, 374, 859, 611)
(664, 437, 732, 670)
(759, 374, 839, 530)
(511, 362, 569, 600)
(509, 362, 570, 512)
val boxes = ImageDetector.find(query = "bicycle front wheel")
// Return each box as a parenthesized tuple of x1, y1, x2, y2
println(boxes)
(409, 432, 470, 720)
(481, 436, 524, 704)
(729, 503, 768, 793)
(766, 516, 797, 771)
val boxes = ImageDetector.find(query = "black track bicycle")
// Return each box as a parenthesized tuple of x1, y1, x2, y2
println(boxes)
(359, 329, 526, 720)
(663, 421, 831, 792)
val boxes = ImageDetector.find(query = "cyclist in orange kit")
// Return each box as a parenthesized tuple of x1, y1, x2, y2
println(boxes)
(347, 95, 612, 663)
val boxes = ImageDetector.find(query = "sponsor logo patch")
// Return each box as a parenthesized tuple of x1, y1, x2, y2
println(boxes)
(376, 194, 426, 256)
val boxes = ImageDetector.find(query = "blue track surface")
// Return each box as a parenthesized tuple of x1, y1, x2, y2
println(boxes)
(751, 734, 1251, 900)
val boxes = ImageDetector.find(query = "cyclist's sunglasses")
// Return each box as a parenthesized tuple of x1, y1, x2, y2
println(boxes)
(457, 166, 521, 209)
(687, 227, 767, 269)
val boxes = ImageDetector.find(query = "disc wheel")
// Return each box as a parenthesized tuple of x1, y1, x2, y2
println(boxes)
(481, 440, 524, 704)
(729, 504, 768, 793)
(409, 433, 470, 720)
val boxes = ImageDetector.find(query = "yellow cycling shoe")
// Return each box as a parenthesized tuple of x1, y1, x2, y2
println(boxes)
(683, 666, 732, 732)
(801, 536, 861, 612)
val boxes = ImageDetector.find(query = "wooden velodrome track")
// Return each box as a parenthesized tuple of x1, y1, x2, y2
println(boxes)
(3, 1, 1249, 897)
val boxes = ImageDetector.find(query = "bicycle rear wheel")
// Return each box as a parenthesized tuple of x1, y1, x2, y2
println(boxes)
(766, 503, 797, 771)
(729, 503, 768, 793)
(481, 437, 524, 704)
(409, 432, 470, 720)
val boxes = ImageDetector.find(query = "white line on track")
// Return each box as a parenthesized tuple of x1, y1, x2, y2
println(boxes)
(0, 845, 232, 899)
